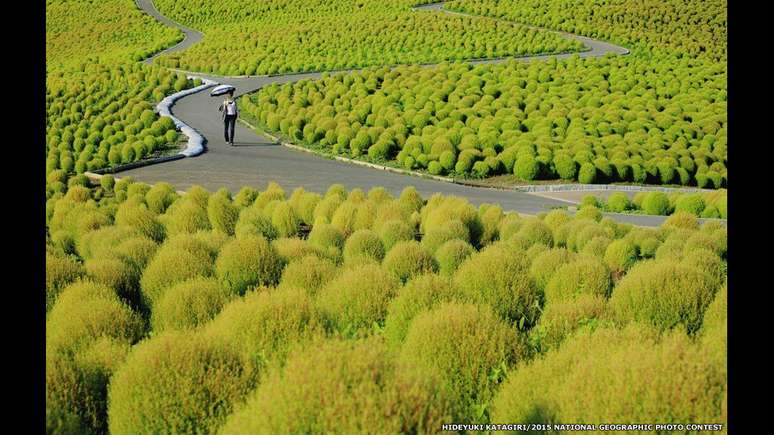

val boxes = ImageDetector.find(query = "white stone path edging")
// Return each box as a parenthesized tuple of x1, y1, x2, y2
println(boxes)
(156, 76, 217, 157)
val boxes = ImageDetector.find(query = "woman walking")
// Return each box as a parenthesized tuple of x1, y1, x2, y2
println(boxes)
(219, 90, 238, 146)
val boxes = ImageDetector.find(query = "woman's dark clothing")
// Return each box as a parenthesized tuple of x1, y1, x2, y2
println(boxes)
(224, 114, 237, 143)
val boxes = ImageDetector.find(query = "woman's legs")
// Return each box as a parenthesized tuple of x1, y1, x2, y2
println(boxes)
(224, 115, 236, 144)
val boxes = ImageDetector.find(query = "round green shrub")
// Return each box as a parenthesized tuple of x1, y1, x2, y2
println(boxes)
(675, 194, 706, 216)
(605, 192, 631, 213)
(316, 264, 399, 336)
(151, 277, 234, 332)
(219, 337, 453, 434)
(162, 199, 211, 236)
(271, 202, 300, 238)
(554, 154, 577, 180)
(497, 214, 522, 241)
(84, 257, 138, 303)
(145, 182, 178, 214)
(529, 248, 573, 292)
(343, 229, 385, 265)
(580, 195, 600, 209)
(107, 331, 257, 435)
(273, 237, 329, 264)
(531, 293, 607, 352)
(234, 205, 278, 240)
(140, 245, 214, 307)
(544, 256, 611, 303)
(100, 175, 115, 192)
(575, 205, 602, 221)
(421, 219, 469, 254)
(578, 163, 597, 184)
(491, 325, 726, 426)
(115, 201, 164, 242)
(434, 239, 475, 276)
(233, 186, 259, 208)
(384, 274, 459, 347)
(307, 223, 345, 257)
(383, 240, 437, 283)
(515, 219, 553, 247)
(580, 236, 612, 258)
(47, 281, 145, 354)
(514, 155, 539, 180)
(610, 260, 718, 333)
(663, 210, 699, 230)
(279, 255, 338, 295)
(603, 239, 639, 275)
(215, 235, 285, 296)
(681, 249, 726, 291)
(642, 191, 671, 215)
(46, 252, 85, 312)
(377, 219, 415, 251)
(204, 286, 324, 365)
(207, 193, 240, 236)
(453, 243, 539, 327)
(400, 302, 526, 422)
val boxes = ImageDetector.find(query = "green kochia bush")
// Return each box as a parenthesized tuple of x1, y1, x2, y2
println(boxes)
(400, 302, 527, 422)
(46, 252, 85, 312)
(107, 331, 257, 435)
(434, 239, 475, 276)
(529, 248, 573, 291)
(316, 264, 399, 336)
(544, 256, 611, 303)
(207, 191, 240, 235)
(491, 325, 726, 426)
(642, 191, 671, 215)
(216, 235, 285, 295)
(234, 205, 278, 240)
(204, 286, 324, 366)
(453, 243, 539, 328)
(46, 281, 145, 354)
(378, 219, 415, 251)
(151, 277, 234, 332)
(219, 338, 453, 434)
(610, 260, 718, 333)
(342, 229, 385, 265)
(384, 274, 459, 347)
(279, 255, 338, 295)
(382, 240, 437, 283)
(531, 293, 608, 352)
(140, 243, 214, 308)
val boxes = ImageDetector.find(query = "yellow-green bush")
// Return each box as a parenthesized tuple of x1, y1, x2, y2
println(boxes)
(330, 200, 359, 237)
(663, 210, 699, 230)
(312, 194, 343, 224)
(113, 236, 158, 273)
(161, 197, 211, 236)
(580, 235, 612, 258)
(145, 182, 179, 214)
(46, 252, 85, 312)
(215, 235, 284, 296)
(603, 239, 638, 275)
(84, 256, 139, 304)
(151, 277, 234, 332)
(207, 191, 240, 235)
(279, 254, 339, 295)
(454, 243, 538, 327)
(219, 337, 453, 434)
(498, 213, 523, 241)
(610, 260, 717, 333)
(107, 331, 257, 435)
(421, 219, 469, 254)
(434, 239, 475, 276)
(491, 324, 726, 427)
(378, 219, 415, 251)
(140, 245, 214, 307)
(234, 204, 278, 240)
(478, 204, 503, 246)
(383, 240, 437, 283)
(529, 248, 573, 291)
(400, 302, 526, 422)
(681, 249, 726, 291)
(545, 256, 611, 304)
(316, 264, 399, 336)
(272, 237, 329, 263)
(204, 286, 324, 366)
(515, 218, 553, 248)
(384, 274, 459, 347)
(531, 294, 608, 353)
(306, 222, 345, 255)
(343, 229, 385, 265)
(47, 281, 145, 354)
(271, 201, 300, 237)
(422, 196, 483, 247)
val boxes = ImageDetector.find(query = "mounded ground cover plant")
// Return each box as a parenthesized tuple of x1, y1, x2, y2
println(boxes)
(219, 337, 455, 434)
(584, 189, 727, 218)
(107, 330, 257, 435)
(400, 302, 528, 422)
(152, 0, 581, 76)
(45, 181, 727, 430)
(491, 324, 726, 426)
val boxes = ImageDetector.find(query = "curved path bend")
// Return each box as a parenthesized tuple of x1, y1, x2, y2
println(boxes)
(124, 0, 691, 226)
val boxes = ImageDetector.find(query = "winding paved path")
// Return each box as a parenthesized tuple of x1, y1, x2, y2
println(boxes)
(123, 0, 702, 226)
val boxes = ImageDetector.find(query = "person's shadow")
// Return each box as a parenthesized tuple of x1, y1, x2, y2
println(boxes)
(231, 141, 281, 147)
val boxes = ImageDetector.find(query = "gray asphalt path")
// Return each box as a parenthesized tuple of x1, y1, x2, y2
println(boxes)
(119, 0, 706, 227)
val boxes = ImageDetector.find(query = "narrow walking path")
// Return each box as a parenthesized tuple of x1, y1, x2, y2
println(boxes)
(121, 0, 713, 226)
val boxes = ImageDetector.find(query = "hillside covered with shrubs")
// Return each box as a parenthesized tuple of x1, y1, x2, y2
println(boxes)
(46, 0, 198, 177)
(150, 0, 583, 75)
(46, 177, 727, 433)
(244, 0, 726, 187)
(580, 189, 727, 218)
